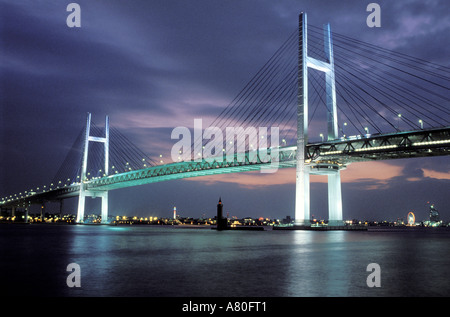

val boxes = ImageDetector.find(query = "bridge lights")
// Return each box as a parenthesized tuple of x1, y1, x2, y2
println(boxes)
(397, 113, 402, 131)
(320, 133, 324, 142)
(341, 122, 348, 138)
(419, 119, 423, 129)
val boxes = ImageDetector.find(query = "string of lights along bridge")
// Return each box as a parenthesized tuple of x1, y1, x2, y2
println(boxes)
(1, 12, 449, 226)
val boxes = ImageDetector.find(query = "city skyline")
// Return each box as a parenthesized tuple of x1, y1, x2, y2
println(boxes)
(1, 0, 449, 222)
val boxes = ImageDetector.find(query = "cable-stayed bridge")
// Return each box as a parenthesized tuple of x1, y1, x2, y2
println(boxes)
(1, 12, 449, 225)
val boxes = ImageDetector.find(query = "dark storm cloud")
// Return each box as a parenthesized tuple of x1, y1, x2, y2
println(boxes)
(3, 3, 176, 106)
(1, 0, 448, 220)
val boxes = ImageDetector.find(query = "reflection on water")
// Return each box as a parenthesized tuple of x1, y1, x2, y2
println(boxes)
(1, 224, 450, 297)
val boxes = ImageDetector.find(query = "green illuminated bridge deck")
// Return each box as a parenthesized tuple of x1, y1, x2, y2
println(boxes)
(3, 126, 449, 208)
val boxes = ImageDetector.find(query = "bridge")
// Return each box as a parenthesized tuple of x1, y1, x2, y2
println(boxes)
(1, 12, 449, 226)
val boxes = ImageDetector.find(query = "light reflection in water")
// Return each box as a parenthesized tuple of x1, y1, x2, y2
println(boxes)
(1, 225, 450, 296)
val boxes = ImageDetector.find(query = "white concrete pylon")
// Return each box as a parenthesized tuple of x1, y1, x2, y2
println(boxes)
(76, 113, 110, 224)
(295, 12, 343, 226)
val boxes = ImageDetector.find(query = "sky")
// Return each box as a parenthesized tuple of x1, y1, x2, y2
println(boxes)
(1, 0, 449, 222)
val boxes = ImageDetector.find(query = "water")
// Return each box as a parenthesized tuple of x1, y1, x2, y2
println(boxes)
(1, 224, 450, 297)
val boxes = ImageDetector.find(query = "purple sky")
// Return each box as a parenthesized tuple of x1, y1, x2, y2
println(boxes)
(1, 0, 449, 221)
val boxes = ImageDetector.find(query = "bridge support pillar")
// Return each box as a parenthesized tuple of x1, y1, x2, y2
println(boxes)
(295, 165, 310, 226)
(327, 169, 344, 226)
(76, 191, 86, 223)
(59, 199, 64, 216)
(295, 12, 343, 226)
(77, 190, 109, 224)
(76, 113, 110, 224)
(40, 203, 45, 222)
(295, 12, 310, 226)
(100, 191, 108, 224)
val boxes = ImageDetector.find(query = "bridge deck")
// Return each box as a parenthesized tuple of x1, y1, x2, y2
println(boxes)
(2, 127, 449, 208)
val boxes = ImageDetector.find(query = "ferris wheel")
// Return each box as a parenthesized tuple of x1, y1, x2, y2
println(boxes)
(407, 212, 415, 226)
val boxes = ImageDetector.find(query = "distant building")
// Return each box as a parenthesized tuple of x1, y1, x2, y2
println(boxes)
(282, 215, 293, 224)
(429, 204, 440, 223)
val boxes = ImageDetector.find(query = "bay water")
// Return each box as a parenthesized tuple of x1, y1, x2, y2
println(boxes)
(1, 224, 449, 297)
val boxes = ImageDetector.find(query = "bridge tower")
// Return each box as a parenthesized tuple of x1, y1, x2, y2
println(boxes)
(76, 113, 110, 224)
(295, 12, 343, 226)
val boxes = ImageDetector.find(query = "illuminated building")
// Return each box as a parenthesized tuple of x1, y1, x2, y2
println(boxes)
(429, 204, 440, 223)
